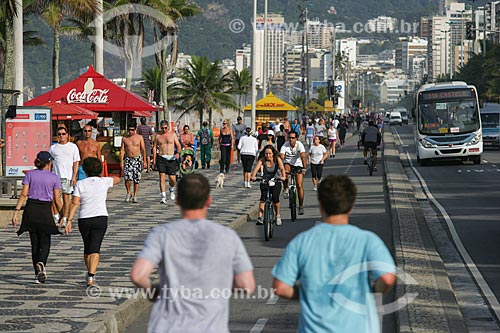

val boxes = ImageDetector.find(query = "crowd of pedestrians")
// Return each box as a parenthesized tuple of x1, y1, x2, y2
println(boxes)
(7, 113, 396, 332)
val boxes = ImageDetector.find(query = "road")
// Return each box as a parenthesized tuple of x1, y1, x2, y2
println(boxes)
(391, 124, 500, 329)
(124, 133, 396, 332)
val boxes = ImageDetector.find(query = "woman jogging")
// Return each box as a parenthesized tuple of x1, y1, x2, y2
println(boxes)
(337, 118, 348, 147)
(251, 145, 286, 226)
(238, 127, 259, 188)
(66, 157, 120, 286)
(12, 151, 63, 284)
(309, 136, 328, 191)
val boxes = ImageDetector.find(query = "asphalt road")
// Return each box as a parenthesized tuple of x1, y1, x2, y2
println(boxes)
(392, 124, 500, 317)
(124, 133, 396, 332)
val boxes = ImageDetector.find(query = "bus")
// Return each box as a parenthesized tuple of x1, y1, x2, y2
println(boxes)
(414, 81, 482, 165)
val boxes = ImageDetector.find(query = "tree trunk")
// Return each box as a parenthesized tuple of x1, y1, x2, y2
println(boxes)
(160, 46, 168, 122)
(209, 107, 213, 129)
(1, 21, 15, 176)
(53, 26, 60, 88)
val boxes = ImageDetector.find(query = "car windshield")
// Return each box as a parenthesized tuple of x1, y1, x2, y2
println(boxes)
(418, 99, 479, 134)
(480, 113, 499, 128)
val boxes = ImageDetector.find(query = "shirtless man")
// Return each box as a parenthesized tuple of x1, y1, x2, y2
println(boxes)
(153, 120, 181, 204)
(76, 125, 102, 179)
(120, 124, 146, 203)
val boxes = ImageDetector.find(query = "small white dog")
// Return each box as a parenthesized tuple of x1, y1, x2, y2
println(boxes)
(215, 173, 225, 188)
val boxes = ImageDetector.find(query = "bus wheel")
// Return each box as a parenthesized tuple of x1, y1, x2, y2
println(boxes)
(472, 155, 481, 165)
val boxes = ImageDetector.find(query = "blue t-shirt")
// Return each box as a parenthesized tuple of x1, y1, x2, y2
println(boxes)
(23, 169, 61, 202)
(272, 223, 395, 333)
(306, 125, 315, 138)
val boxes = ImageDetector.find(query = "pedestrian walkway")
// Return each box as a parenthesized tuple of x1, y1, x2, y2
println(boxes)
(0, 165, 259, 333)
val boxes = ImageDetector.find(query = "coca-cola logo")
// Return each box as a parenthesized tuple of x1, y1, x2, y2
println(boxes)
(67, 88, 109, 104)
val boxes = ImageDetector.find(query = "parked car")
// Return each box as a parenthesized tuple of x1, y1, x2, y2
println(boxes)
(389, 111, 402, 126)
(480, 103, 500, 150)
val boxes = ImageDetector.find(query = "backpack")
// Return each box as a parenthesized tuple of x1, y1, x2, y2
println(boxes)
(201, 128, 210, 145)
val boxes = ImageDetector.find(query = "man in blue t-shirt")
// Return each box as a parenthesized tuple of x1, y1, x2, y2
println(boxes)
(272, 175, 396, 333)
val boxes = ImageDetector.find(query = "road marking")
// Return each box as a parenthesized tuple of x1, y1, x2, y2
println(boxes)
(266, 294, 279, 305)
(393, 128, 405, 146)
(406, 151, 500, 322)
(250, 318, 269, 332)
(344, 150, 359, 174)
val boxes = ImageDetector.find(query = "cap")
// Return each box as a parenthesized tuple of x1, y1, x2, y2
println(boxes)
(267, 129, 275, 136)
(237, 116, 242, 121)
(36, 151, 53, 163)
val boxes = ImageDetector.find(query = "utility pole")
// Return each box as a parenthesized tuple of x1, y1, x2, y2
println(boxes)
(331, 25, 336, 102)
(483, 5, 487, 57)
(300, 5, 306, 108)
(262, 0, 268, 97)
(305, 7, 310, 104)
(251, 0, 257, 131)
(461, 10, 465, 68)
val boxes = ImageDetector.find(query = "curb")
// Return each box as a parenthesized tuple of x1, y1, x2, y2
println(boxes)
(383, 131, 467, 332)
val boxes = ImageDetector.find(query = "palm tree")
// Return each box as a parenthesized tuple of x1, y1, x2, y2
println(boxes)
(141, 65, 162, 102)
(228, 68, 251, 117)
(169, 56, 238, 128)
(36, 0, 99, 88)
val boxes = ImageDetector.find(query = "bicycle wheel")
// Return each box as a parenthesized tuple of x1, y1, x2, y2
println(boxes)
(270, 208, 274, 239)
(264, 201, 272, 241)
(289, 186, 297, 221)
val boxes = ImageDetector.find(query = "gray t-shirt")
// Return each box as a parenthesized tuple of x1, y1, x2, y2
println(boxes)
(233, 123, 247, 141)
(138, 219, 253, 333)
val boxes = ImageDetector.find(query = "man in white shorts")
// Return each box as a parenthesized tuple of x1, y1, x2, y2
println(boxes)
(49, 126, 80, 228)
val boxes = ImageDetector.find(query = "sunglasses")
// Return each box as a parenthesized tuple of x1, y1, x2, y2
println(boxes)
(83, 130, 92, 132)
(289, 137, 297, 140)
(57, 133, 67, 136)
(161, 127, 168, 129)
(128, 128, 136, 131)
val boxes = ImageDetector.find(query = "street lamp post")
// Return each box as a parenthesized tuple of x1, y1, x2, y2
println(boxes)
(251, 0, 257, 131)
(461, 10, 465, 68)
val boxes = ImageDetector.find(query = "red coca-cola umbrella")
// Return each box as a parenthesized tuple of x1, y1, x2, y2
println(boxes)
(42, 101, 99, 120)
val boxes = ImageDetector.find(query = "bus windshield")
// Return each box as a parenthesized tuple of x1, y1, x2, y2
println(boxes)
(418, 99, 479, 135)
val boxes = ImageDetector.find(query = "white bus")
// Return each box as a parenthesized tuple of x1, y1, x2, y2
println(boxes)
(414, 81, 482, 165)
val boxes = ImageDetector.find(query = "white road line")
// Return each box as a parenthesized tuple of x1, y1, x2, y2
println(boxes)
(405, 151, 500, 321)
(344, 150, 359, 174)
(392, 127, 405, 146)
(250, 318, 269, 333)
(266, 294, 279, 305)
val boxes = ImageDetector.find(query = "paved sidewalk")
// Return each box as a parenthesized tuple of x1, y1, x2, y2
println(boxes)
(0, 165, 259, 333)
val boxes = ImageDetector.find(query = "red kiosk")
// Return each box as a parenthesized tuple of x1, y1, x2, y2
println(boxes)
(26, 65, 155, 173)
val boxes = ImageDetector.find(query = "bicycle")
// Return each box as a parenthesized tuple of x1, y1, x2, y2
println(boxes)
(287, 167, 302, 222)
(367, 147, 374, 176)
(255, 177, 280, 241)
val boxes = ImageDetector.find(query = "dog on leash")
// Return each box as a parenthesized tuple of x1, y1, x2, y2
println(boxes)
(215, 173, 225, 188)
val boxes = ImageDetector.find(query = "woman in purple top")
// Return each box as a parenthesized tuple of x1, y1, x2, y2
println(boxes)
(137, 117, 153, 172)
(12, 151, 63, 284)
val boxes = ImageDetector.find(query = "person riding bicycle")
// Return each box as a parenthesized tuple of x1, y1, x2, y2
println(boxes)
(251, 145, 286, 226)
(280, 130, 307, 215)
(362, 120, 381, 171)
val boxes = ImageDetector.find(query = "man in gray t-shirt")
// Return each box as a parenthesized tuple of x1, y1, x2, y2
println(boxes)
(233, 116, 247, 165)
(131, 174, 255, 333)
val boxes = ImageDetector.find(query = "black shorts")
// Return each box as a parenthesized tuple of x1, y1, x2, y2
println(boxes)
(157, 155, 178, 175)
(260, 182, 282, 203)
(364, 142, 377, 151)
(241, 154, 255, 173)
(78, 216, 108, 254)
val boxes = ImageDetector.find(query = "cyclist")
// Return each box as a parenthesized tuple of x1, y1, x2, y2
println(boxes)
(251, 145, 286, 226)
(362, 120, 381, 171)
(280, 130, 307, 215)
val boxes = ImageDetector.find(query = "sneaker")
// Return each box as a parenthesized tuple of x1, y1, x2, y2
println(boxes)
(256, 217, 263, 225)
(132, 196, 138, 203)
(125, 193, 132, 202)
(53, 214, 60, 226)
(373, 166, 378, 172)
(313, 185, 317, 191)
(247, 183, 252, 189)
(298, 207, 304, 215)
(275, 216, 282, 226)
(36, 262, 46, 283)
(86, 276, 97, 286)
(34, 277, 41, 284)
(283, 189, 289, 199)
(332, 155, 335, 158)
(160, 197, 167, 204)
(363, 159, 368, 165)
(169, 190, 176, 201)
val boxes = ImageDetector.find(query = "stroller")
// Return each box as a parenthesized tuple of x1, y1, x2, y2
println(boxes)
(179, 139, 198, 176)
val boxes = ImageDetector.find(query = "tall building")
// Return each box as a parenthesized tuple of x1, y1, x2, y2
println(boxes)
(367, 16, 397, 33)
(428, 16, 451, 81)
(445, 2, 472, 75)
(306, 19, 333, 49)
(235, 45, 251, 73)
(395, 37, 428, 74)
(255, 14, 286, 89)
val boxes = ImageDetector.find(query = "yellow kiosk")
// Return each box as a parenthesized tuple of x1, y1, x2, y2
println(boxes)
(244, 92, 297, 128)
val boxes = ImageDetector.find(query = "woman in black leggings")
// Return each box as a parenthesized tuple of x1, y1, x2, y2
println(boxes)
(12, 151, 63, 284)
(219, 120, 234, 173)
(66, 157, 120, 286)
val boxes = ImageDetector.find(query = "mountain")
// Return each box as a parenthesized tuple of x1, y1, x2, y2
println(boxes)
(23, 0, 442, 94)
